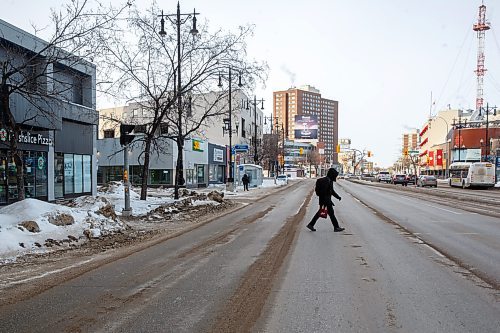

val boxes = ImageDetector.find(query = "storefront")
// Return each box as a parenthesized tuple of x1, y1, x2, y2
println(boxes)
(185, 138, 208, 188)
(208, 143, 226, 184)
(0, 128, 51, 204)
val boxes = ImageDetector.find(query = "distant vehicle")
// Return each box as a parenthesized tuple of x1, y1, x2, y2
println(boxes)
(376, 171, 391, 183)
(449, 162, 495, 188)
(417, 175, 437, 187)
(276, 174, 288, 185)
(406, 174, 417, 185)
(392, 174, 408, 186)
(361, 173, 375, 181)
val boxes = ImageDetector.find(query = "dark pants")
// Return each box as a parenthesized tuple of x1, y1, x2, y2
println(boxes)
(243, 183, 249, 191)
(308, 201, 340, 229)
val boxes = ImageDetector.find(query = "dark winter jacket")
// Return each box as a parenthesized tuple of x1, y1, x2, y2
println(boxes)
(317, 168, 341, 206)
(242, 174, 249, 184)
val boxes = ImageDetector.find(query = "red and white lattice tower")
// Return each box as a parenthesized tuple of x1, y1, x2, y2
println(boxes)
(473, 2, 490, 111)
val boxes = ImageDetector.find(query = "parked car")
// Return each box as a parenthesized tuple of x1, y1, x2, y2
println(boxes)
(392, 174, 408, 186)
(276, 174, 288, 185)
(376, 171, 391, 183)
(417, 175, 437, 187)
(361, 173, 375, 181)
(406, 174, 417, 185)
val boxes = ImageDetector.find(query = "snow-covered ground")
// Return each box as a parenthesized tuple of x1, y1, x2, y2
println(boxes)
(0, 179, 283, 262)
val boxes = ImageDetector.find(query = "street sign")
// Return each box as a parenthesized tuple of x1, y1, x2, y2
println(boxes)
(234, 144, 249, 152)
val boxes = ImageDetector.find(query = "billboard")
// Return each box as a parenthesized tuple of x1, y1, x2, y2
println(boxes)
(294, 115, 318, 140)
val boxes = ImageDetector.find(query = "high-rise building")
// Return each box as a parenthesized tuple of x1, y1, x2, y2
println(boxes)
(402, 130, 419, 154)
(273, 85, 339, 163)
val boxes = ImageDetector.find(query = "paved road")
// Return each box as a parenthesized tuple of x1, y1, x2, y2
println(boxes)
(0, 181, 312, 333)
(0, 179, 498, 332)
(257, 179, 500, 332)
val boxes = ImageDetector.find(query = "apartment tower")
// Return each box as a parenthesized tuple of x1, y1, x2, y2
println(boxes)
(273, 85, 339, 163)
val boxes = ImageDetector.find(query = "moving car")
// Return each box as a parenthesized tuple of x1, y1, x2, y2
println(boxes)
(392, 174, 408, 186)
(417, 175, 437, 187)
(276, 174, 288, 185)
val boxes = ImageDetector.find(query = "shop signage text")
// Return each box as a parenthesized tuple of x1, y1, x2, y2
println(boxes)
(18, 131, 53, 146)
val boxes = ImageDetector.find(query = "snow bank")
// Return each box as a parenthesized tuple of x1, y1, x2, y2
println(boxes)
(0, 198, 124, 261)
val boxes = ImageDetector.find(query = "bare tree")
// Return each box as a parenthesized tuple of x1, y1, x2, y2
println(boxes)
(0, 0, 129, 200)
(96, 3, 267, 199)
(261, 133, 279, 176)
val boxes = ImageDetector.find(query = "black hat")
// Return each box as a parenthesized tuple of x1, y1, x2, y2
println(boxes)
(327, 168, 339, 181)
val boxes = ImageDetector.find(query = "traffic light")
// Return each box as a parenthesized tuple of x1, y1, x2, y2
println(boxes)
(367, 151, 372, 157)
(336, 144, 340, 153)
(403, 148, 408, 156)
(120, 124, 135, 146)
(299, 148, 304, 155)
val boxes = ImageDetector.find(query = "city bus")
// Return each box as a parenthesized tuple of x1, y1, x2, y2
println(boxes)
(449, 162, 496, 188)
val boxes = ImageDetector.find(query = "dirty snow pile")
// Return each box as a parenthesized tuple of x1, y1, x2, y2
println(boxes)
(0, 182, 227, 261)
(0, 196, 125, 261)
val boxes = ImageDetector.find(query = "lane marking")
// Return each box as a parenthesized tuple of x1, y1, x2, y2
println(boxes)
(422, 203, 462, 215)
(1, 258, 95, 287)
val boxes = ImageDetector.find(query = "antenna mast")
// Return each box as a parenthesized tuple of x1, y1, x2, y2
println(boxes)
(473, 1, 490, 111)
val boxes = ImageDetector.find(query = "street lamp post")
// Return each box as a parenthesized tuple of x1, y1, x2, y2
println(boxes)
(271, 120, 285, 175)
(479, 103, 497, 162)
(452, 115, 467, 162)
(158, 2, 199, 196)
(244, 96, 265, 165)
(219, 68, 243, 190)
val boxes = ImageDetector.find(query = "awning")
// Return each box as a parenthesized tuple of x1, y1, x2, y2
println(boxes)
(419, 150, 428, 157)
(419, 124, 428, 137)
(419, 137, 428, 147)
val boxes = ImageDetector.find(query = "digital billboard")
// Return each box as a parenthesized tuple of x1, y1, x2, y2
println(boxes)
(294, 115, 318, 140)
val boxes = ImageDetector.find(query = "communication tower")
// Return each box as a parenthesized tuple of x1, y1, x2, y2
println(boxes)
(473, 1, 490, 111)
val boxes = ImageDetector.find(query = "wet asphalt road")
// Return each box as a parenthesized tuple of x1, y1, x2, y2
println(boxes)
(257, 179, 500, 332)
(0, 179, 499, 332)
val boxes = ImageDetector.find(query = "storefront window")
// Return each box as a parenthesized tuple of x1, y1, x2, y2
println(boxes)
(186, 169, 194, 185)
(150, 169, 171, 185)
(8, 158, 18, 201)
(0, 156, 6, 204)
(217, 165, 224, 183)
(64, 154, 74, 194)
(54, 153, 64, 198)
(130, 165, 143, 185)
(83, 155, 91, 192)
(74, 154, 83, 193)
(35, 152, 47, 197)
(209, 165, 225, 183)
(24, 152, 36, 198)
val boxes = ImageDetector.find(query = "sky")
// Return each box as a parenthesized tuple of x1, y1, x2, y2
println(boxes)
(3, 0, 500, 167)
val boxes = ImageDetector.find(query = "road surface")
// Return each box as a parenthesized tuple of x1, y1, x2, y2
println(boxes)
(0, 179, 498, 332)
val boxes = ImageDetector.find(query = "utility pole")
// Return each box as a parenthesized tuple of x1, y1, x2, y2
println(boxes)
(122, 144, 132, 216)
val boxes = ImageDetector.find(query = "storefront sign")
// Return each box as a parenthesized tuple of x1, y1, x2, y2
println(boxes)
(192, 139, 203, 152)
(0, 128, 7, 142)
(37, 156, 45, 170)
(18, 131, 53, 146)
(213, 148, 224, 162)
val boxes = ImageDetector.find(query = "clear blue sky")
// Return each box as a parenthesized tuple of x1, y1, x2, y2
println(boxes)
(3, 0, 500, 167)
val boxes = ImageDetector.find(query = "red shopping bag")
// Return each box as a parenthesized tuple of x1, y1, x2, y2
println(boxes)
(319, 206, 328, 218)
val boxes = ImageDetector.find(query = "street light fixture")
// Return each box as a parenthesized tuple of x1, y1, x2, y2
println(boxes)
(158, 2, 200, 192)
(218, 67, 243, 190)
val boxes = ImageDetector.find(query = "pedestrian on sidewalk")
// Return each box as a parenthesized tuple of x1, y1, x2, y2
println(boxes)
(242, 173, 250, 191)
(307, 168, 345, 232)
